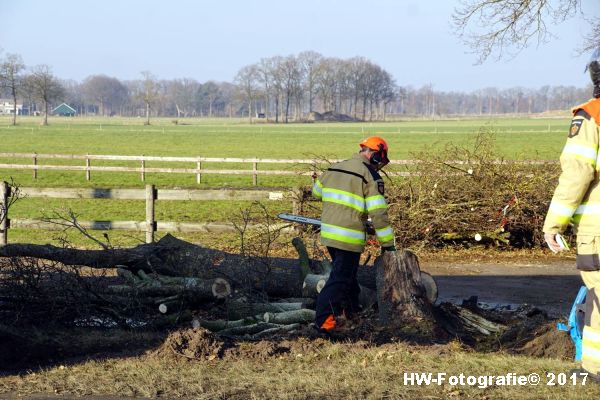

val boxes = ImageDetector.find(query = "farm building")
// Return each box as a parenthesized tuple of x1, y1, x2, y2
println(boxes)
(52, 103, 77, 117)
(0, 99, 28, 115)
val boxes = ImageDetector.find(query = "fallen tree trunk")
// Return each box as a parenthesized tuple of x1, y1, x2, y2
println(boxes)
(248, 323, 300, 340)
(218, 322, 281, 337)
(0, 234, 303, 297)
(226, 300, 304, 320)
(112, 270, 232, 300)
(194, 317, 260, 332)
(263, 309, 315, 324)
(0, 235, 424, 302)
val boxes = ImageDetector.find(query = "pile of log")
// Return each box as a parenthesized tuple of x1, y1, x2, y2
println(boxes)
(0, 233, 519, 342)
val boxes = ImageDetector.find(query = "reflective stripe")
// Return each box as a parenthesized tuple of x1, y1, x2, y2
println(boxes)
(376, 226, 394, 242)
(321, 223, 366, 245)
(575, 203, 600, 215)
(365, 195, 387, 211)
(584, 337, 600, 351)
(563, 142, 598, 165)
(549, 201, 577, 217)
(312, 180, 323, 198)
(584, 326, 600, 343)
(582, 346, 600, 362)
(583, 327, 600, 361)
(322, 188, 366, 212)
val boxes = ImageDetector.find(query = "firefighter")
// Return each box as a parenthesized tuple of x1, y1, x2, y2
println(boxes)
(312, 136, 396, 332)
(543, 47, 600, 378)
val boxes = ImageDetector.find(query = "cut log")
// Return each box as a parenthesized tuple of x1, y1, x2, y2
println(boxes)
(263, 309, 315, 324)
(420, 272, 438, 304)
(320, 258, 333, 274)
(248, 323, 300, 340)
(292, 237, 311, 279)
(226, 300, 303, 320)
(217, 322, 280, 337)
(302, 273, 328, 298)
(108, 276, 231, 300)
(272, 298, 315, 309)
(194, 317, 260, 332)
(376, 250, 433, 326)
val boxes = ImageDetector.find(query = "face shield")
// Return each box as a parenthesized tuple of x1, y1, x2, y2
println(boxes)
(586, 47, 600, 90)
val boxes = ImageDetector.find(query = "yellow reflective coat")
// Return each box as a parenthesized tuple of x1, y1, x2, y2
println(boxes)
(543, 98, 600, 236)
(312, 153, 395, 252)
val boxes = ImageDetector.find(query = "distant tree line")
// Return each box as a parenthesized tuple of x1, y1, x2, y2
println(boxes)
(0, 50, 593, 125)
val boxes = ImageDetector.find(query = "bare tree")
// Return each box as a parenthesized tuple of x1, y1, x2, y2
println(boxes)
(81, 75, 128, 116)
(25, 65, 64, 126)
(278, 55, 303, 123)
(453, 0, 599, 63)
(61, 79, 86, 115)
(584, 19, 600, 52)
(315, 57, 339, 113)
(234, 65, 260, 122)
(200, 81, 220, 117)
(298, 51, 323, 113)
(258, 57, 276, 120)
(168, 78, 200, 117)
(0, 53, 25, 125)
(140, 71, 158, 125)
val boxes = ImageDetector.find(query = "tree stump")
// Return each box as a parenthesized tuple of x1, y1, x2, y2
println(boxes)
(376, 250, 433, 326)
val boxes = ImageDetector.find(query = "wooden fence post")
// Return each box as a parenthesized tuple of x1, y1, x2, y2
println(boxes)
(253, 161, 258, 186)
(196, 158, 202, 184)
(85, 154, 91, 181)
(33, 153, 38, 179)
(292, 188, 301, 215)
(141, 155, 146, 182)
(0, 181, 9, 246)
(146, 184, 156, 243)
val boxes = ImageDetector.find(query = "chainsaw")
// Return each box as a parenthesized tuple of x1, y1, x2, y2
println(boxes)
(277, 213, 438, 303)
(278, 213, 376, 234)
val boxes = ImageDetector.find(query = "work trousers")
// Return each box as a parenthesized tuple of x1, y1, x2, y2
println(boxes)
(315, 247, 361, 328)
(577, 235, 600, 375)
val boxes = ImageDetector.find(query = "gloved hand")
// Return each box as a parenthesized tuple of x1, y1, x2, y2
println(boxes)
(381, 246, 396, 252)
(544, 232, 567, 253)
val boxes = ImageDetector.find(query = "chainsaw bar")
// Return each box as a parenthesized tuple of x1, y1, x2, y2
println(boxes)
(277, 213, 322, 226)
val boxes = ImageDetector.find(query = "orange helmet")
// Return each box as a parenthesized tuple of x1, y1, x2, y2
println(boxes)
(359, 136, 389, 167)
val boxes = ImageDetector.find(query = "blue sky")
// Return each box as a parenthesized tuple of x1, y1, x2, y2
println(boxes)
(1, 0, 598, 91)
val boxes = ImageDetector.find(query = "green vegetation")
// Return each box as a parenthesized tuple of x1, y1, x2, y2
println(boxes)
(0, 115, 568, 160)
(0, 115, 571, 247)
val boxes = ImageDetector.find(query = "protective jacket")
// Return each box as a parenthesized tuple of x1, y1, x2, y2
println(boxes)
(543, 98, 600, 236)
(312, 153, 395, 252)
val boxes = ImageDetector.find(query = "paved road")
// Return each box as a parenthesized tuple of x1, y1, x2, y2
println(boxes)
(422, 259, 582, 317)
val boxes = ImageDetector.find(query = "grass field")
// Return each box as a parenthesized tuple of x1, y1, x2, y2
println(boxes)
(0, 115, 570, 187)
(0, 334, 596, 399)
(0, 115, 571, 246)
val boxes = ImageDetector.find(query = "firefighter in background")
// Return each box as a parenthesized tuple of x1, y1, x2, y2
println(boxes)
(544, 47, 600, 377)
(312, 136, 396, 332)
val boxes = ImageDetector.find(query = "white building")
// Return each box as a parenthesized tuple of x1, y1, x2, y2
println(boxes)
(0, 99, 26, 115)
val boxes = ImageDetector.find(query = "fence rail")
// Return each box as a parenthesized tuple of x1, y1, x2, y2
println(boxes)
(0, 182, 296, 246)
(0, 152, 557, 185)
